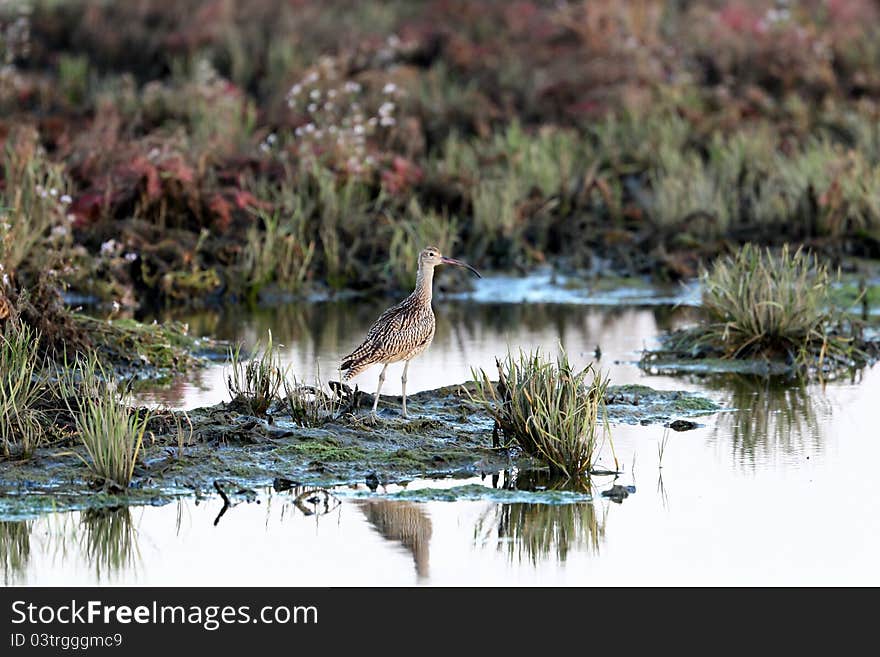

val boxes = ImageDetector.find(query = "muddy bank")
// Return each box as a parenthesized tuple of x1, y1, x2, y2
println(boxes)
(0, 382, 719, 519)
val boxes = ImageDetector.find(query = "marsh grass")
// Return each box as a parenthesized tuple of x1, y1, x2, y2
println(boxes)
(0, 322, 49, 456)
(226, 331, 287, 415)
(648, 244, 866, 375)
(387, 200, 458, 289)
(70, 314, 207, 372)
(242, 208, 315, 296)
(61, 355, 151, 488)
(470, 349, 612, 479)
(283, 372, 342, 428)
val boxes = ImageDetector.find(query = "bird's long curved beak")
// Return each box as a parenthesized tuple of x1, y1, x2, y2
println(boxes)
(441, 256, 482, 278)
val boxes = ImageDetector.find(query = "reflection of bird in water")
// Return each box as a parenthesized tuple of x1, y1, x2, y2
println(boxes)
(340, 246, 480, 418)
(358, 501, 433, 579)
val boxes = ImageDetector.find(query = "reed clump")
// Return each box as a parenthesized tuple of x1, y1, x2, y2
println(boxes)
(0, 322, 49, 457)
(225, 331, 287, 415)
(646, 244, 868, 375)
(61, 356, 151, 488)
(470, 350, 611, 479)
(283, 375, 342, 428)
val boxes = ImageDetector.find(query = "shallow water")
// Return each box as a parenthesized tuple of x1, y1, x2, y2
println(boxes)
(134, 296, 701, 410)
(4, 281, 880, 586)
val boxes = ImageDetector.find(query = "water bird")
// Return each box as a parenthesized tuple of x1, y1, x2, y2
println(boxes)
(340, 246, 481, 418)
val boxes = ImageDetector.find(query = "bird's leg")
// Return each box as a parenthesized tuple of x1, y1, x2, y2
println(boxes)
(372, 363, 388, 418)
(401, 360, 410, 418)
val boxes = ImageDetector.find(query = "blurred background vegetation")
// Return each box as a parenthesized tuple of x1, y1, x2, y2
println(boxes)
(2, 0, 880, 313)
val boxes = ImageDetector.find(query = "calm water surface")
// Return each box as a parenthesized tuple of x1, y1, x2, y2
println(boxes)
(3, 279, 879, 586)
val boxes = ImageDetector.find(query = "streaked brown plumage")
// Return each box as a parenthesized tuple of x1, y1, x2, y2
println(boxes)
(340, 246, 480, 418)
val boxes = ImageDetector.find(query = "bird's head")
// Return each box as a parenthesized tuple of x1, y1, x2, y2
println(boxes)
(419, 246, 481, 278)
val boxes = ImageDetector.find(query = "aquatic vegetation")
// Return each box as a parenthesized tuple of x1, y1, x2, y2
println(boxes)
(470, 349, 612, 479)
(0, 322, 49, 457)
(283, 375, 342, 428)
(644, 244, 870, 376)
(62, 356, 151, 488)
(225, 332, 286, 416)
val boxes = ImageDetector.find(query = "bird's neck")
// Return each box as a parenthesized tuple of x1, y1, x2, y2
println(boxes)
(413, 263, 434, 302)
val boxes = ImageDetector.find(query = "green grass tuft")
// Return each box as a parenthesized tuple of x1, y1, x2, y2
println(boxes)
(0, 322, 49, 457)
(470, 349, 613, 480)
(61, 355, 151, 488)
(225, 331, 287, 416)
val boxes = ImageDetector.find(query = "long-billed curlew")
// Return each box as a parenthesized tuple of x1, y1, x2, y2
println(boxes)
(340, 246, 480, 418)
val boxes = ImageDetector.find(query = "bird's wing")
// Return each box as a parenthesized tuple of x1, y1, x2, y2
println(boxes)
(364, 301, 410, 340)
(340, 301, 409, 372)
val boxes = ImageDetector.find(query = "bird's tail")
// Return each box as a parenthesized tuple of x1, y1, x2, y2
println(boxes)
(340, 343, 375, 380)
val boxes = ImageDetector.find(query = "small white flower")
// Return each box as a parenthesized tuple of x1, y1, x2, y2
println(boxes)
(125, 252, 138, 262)
(327, 89, 337, 99)
(354, 124, 365, 136)
(2, 273, 9, 287)
(304, 71, 319, 84)
(307, 103, 317, 113)
(380, 116, 396, 127)
(60, 194, 72, 204)
(379, 102, 395, 116)
(305, 123, 316, 133)
(295, 127, 304, 137)
(367, 117, 378, 127)
(49, 188, 58, 197)
(112, 300, 121, 312)
(290, 84, 302, 96)
(266, 133, 277, 144)
(323, 102, 334, 112)
(344, 81, 361, 93)
(310, 89, 321, 100)
(383, 82, 397, 94)
(100, 239, 118, 255)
